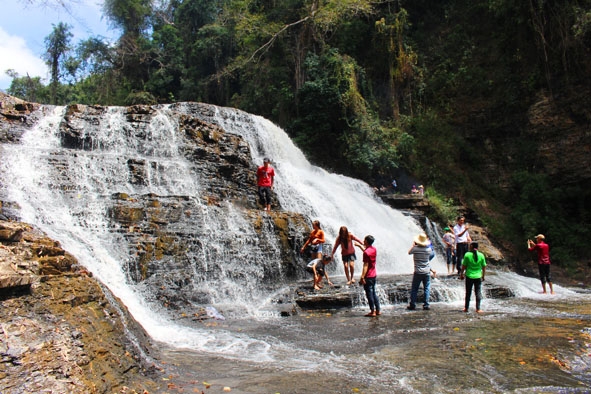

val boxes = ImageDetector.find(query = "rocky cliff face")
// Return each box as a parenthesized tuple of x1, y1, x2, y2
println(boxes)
(0, 94, 312, 313)
(0, 221, 159, 393)
(0, 93, 316, 392)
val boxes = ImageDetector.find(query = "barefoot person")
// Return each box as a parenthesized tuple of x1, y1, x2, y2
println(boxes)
(527, 234, 554, 294)
(331, 226, 363, 285)
(256, 158, 275, 212)
(357, 235, 381, 317)
(441, 227, 456, 275)
(300, 220, 325, 260)
(307, 255, 333, 290)
(459, 241, 487, 313)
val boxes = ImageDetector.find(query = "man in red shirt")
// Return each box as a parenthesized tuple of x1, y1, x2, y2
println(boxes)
(358, 235, 380, 317)
(256, 158, 275, 212)
(527, 234, 555, 294)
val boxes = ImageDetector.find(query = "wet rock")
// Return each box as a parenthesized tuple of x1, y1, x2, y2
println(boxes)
(294, 274, 515, 310)
(0, 221, 160, 393)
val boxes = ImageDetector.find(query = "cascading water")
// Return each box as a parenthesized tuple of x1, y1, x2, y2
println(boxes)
(1, 103, 589, 393)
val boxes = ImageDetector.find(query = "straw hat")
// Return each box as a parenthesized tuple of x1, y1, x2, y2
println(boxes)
(414, 233, 429, 246)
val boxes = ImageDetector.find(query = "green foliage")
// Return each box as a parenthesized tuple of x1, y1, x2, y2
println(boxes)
(509, 171, 591, 266)
(124, 91, 158, 105)
(44, 22, 74, 104)
(7, 0, 591, 273)
(404, 111, 463, 193)
(5, 71, 50, 103)
(425, 188, 458, 226)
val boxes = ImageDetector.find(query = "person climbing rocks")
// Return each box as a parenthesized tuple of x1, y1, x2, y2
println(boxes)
(256, 157, 275, 212)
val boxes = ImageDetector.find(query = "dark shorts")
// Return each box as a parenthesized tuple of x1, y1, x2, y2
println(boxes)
(538, 264, 551, 283)
(342, 253, 356, 263)
(306, 266, 324, 276)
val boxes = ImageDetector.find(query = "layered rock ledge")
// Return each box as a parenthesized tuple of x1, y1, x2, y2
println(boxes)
(0, 221, 160, 393)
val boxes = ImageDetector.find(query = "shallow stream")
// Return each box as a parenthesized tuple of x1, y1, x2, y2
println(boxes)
(152, 273, 591, 394)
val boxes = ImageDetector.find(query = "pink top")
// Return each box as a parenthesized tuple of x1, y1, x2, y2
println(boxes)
(529, 241, 551, 265)
(363, 245, 377, 278)
(332, 234, 362, 256)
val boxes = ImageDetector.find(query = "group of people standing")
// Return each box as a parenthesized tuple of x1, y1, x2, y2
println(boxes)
(302, 223, 380, 316)
(258, 159, 554, 316)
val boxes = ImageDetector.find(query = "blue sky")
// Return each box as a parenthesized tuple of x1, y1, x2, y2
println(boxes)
(0, 0, 117, 91)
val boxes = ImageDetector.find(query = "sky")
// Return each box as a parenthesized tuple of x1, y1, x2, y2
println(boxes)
(0, 0, 117, 91)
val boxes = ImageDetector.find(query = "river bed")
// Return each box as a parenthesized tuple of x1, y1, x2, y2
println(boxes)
(148, 275, 591, 394)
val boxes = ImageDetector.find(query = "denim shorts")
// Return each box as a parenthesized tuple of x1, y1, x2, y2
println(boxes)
(342, 253, 356, 262)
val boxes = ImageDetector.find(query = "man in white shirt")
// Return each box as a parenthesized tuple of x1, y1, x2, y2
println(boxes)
(453, 216, 471, 276)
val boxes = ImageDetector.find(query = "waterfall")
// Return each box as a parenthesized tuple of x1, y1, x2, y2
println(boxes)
(0, 102, 453, 358)
(174, 103, 425, 273)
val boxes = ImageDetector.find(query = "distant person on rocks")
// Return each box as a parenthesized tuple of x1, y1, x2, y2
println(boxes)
(407, 233, 433, 311)
(301, 220, 325, 260)
(357, 235, 381, 317)
(391, 179, 397, 192)
(441, 227, 456, 275)
(307, 255, 333, 290)
(453, 216, 471, 276)
(411, 185, 418, 194)
(418, 185, 424, 195)
(256, 158, 275, 212)
(331, 226, 363, 285)
(528, 234, 554, 295)
(459, 241, 486, 313)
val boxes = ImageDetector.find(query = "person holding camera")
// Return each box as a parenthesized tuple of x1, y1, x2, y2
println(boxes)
(527, 234, 554, 295)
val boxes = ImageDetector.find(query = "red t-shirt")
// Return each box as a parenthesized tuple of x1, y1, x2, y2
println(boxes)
(363, 245, 377, 278)
(257, 165, 275, 187)
(529, 241, 551, 265)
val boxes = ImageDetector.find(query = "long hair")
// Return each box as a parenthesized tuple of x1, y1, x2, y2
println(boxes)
(470, 241, 479, 261)
(338, 226, 351, 248)
(312, 220, 321, 229)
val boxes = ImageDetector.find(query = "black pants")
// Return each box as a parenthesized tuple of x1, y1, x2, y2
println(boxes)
(456, 243, 469, 272)
(465, 277, 483, 310)
(258, 186, 271, 206)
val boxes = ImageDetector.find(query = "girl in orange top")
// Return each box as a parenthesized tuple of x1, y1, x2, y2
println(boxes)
(300, 220, 325, 260)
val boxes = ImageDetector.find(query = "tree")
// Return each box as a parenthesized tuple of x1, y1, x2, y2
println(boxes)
(103, 0, 153, 92)
(5, 70, 49, 103)
(43, 22, 73, 104)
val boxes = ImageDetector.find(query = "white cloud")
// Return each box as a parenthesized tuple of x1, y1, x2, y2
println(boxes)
(0, 27, 48, 91)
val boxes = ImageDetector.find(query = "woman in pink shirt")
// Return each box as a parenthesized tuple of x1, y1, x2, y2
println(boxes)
(331, 226, 363, 285)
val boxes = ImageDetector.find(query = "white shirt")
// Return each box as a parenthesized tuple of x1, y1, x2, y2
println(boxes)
(453, 224, 469, 243)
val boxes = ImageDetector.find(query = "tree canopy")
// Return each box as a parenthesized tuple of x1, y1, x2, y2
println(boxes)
(6, 0, 591, 266)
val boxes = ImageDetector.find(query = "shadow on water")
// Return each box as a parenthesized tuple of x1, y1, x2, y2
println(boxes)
(153, 288, 591, 394)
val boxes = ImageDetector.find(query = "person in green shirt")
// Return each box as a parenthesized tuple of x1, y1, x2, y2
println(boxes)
(459, 241, 486, 313)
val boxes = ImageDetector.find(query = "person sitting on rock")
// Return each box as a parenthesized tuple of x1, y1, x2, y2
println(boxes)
(306, 255, 333, 290)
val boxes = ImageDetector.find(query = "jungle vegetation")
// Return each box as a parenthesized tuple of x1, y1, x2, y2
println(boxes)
(6, 0, 591, 269)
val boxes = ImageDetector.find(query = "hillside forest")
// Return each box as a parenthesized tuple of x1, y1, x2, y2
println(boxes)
(6, 0, 591, 275)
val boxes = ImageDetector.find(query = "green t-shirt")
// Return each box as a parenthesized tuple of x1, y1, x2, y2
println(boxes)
(462, 251, 486, 279)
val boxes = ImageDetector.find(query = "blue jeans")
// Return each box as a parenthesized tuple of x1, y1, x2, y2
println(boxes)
(445, 248, 455, 267)
(363, 277, 380, 312)
(410, 273, 431, 308)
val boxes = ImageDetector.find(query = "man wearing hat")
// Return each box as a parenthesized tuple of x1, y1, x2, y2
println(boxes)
(441, 226, 456, 275)
(407, 233, 433, 310)
(256, 158, 275, 212)
(527, 234, 555, 294)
